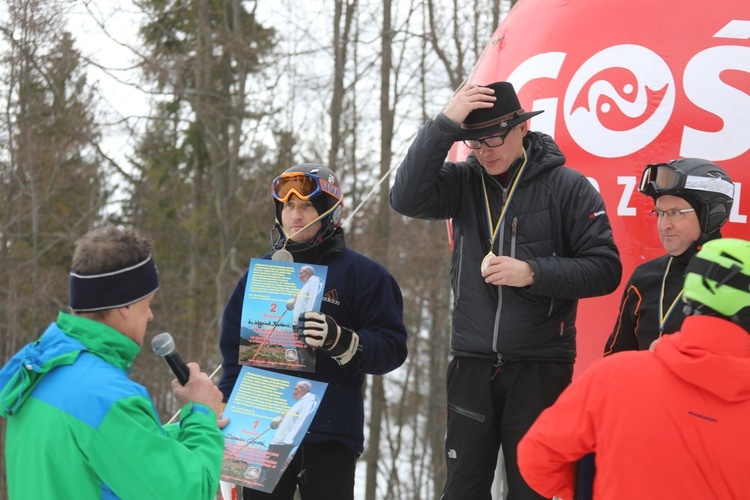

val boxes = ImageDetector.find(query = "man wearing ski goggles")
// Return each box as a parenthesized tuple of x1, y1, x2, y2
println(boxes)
(272, 172, 343, 203)
(220, 163, 408, 500)
(605, 158, 734, 356)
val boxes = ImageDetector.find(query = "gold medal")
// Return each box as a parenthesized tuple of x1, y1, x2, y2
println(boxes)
(481, 252, 495, 272)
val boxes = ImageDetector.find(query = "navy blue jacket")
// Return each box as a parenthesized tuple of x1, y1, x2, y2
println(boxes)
(219, 231, 408, 452)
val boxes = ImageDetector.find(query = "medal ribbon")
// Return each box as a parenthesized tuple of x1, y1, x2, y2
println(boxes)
(658, 256, 684, 335)
(480, 149, 528, 251)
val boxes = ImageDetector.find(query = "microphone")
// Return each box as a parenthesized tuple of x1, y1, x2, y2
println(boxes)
(151, 332, 190, 385)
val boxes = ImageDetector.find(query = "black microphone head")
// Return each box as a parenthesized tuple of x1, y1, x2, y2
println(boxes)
(151, 332, 176, 356)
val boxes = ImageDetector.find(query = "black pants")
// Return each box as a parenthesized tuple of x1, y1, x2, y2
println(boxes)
(441, 357, 573, 500)
(258, 444, 295, 492)
(244, 441, 357, 500)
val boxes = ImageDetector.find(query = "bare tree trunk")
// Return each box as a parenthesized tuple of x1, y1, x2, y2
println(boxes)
(328, 0, 357, 171)
(365, 0, 395, 497)
(191, 0, 249, 355)
(425, 0, 464, 89)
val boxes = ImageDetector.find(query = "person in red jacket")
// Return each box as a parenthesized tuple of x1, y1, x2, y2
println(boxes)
(518, 237, 750, 500)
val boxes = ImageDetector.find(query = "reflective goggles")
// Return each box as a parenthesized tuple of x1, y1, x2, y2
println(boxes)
(271, 172, 342, 203)
(639, 163, 684, 196)
(639, 163, 734, 199)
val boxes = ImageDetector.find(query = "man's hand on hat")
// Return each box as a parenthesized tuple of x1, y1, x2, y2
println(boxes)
(297, 311, 360, 365)
(443, 83, 496, 125)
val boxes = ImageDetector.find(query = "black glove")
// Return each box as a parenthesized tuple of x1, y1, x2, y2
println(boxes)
(297, 311, 359, 364)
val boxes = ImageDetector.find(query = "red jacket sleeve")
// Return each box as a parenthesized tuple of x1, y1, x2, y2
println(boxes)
(518, 361, 604, 500)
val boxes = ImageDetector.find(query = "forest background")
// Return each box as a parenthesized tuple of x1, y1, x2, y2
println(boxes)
(0, 0, 517, 498)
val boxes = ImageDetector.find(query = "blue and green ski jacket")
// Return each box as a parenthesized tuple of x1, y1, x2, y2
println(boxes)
(0, 312, 224, 499)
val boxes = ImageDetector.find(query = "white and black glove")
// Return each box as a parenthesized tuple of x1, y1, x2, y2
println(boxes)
(297, 311, 360, 365)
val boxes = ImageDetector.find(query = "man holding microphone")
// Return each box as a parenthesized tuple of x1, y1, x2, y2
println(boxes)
(0, 225, 227, 500)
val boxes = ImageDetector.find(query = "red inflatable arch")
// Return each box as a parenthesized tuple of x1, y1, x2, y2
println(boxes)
(451, 0, 750, 376)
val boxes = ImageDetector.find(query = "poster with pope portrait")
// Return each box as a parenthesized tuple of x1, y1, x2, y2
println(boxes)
(238, 258, 328, 373)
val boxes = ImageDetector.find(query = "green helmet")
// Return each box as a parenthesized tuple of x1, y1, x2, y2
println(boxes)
(683, 238, 750, 317)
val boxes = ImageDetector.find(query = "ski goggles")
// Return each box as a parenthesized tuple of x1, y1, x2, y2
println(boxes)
(639, 163, 684, 196)
(639, 163, 734, 198)
(271, 172, 343, 203)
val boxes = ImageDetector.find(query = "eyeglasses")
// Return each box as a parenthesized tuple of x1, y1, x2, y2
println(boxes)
(650, 208, 695, 220)
(463, 128, 514, 150)
(271, 172, 342, 203)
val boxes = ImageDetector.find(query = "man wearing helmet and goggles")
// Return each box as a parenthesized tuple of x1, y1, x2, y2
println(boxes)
(604, 158, 735, 355)
(218, 164, 408, 500)
(269, 167, 345, 255)
(518, 237, 750, 499)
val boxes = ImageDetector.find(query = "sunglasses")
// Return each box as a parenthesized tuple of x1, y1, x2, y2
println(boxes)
(271, 172, 342, 203)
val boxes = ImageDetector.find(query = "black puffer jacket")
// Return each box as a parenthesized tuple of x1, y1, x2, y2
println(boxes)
(390, 117, 622, 363)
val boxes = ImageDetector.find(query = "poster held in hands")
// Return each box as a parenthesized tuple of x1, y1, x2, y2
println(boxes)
(220, 365, 327, 493)
(239, 258, 327, 372)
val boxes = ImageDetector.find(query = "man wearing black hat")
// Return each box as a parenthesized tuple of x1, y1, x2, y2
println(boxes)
(390, 81, 622, 499)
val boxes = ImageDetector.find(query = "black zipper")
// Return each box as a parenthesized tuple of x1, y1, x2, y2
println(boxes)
(447, 402, 486, 423)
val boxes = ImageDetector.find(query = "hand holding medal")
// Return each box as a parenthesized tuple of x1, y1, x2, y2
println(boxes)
(482, 255, 535, 287)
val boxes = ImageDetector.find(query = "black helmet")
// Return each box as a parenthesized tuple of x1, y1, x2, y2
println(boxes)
(639, 158, 734, 241)
(270, 163, 344, 252)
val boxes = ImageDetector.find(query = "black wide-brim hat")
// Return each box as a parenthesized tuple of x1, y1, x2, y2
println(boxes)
(459, 82, 544, 140)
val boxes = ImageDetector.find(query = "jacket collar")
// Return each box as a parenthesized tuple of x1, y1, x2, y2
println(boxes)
(288, 228, 345, 264)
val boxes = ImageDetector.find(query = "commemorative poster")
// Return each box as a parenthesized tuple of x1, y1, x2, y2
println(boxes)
(238, 258, 328, 372)
(220, 366, 327, 493)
